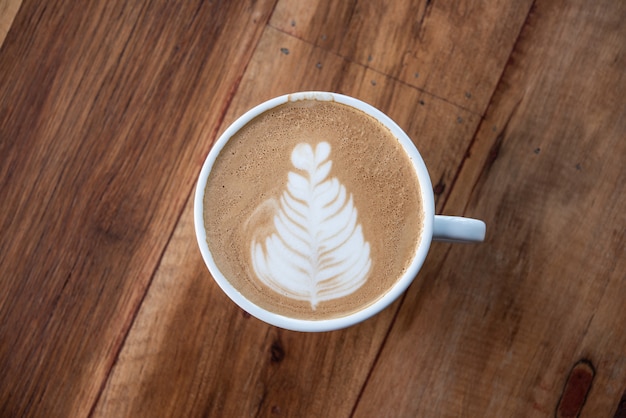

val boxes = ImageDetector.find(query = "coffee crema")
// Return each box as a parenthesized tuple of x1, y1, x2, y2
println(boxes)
(204, 100, 423, 320)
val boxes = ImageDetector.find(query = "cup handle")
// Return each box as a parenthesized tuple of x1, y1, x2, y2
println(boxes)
(433, 215, 486, 243)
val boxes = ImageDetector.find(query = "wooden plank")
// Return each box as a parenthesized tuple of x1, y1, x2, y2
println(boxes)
(0, 0, 275, 415)
(93, 26, 481, 417)
(353, 0, 626, 416)
(0, 0, 21, 47)
(220, 25, 480, 209)
(93, 194, 395, 417)
(270, 0, 534, 114)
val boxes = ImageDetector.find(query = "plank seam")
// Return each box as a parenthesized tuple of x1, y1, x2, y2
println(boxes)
(349, 244, 455, 418)
(85, 2, 280, 416)
(265, 24, 480, 116)
(350, 2, 538, 416)
(348, 294, 406, 418)
(441, 0, 537, 215)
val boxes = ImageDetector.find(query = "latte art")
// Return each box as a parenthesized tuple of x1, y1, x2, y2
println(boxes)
(203, 99, 423, 320)
(250, 142, 371, 309)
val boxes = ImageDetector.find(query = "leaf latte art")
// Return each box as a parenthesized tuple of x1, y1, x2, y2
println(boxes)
(250, 142, 372, 309)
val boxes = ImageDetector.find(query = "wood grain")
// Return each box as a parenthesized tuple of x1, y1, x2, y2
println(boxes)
(0, 0, 275, 415)
(353, 0, 626, 416)
(93, 25, 481, 417)
(270, 0, 535, 113)
(0, 0, 21, 47)
(220, 25, 480, 209)
(93, 195, 396, 417)
(1, 0, 624, 416)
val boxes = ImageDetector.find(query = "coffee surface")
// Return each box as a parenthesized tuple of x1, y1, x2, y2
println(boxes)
(204, 100, 422, 320)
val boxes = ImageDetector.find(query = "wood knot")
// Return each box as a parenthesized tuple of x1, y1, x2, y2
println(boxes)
(433, 178, 446, 195)
(556, 359, 595, 418)
(270, 340, 285, 363)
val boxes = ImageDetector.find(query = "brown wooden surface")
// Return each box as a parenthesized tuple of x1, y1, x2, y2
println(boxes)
(0, 0, 20, 46)
(1, 0, 624, 417)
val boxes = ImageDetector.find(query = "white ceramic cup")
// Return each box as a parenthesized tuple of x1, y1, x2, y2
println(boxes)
(195, 92, 485, 332)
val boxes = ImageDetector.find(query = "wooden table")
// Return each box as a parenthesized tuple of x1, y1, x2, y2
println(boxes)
(1, 1, 624, 416)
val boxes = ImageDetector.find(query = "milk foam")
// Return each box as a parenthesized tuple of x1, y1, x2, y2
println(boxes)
(250, 142, 371, 309)
(204, 100, 423, 320)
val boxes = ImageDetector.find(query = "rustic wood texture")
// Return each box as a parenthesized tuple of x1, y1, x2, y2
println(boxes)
(353, 0, 626, 416)
(1, 0, 624, 417)
(0, 0, 20, 47)
(92, 26, 480, 418)
(0, 0, 276, 415)
(270, 0, 534, 113)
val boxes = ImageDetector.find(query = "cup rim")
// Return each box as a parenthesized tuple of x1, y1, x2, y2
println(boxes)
(194, 91, 435, 332)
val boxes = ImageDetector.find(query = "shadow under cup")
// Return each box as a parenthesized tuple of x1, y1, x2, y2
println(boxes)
(195, 92, 436, 332)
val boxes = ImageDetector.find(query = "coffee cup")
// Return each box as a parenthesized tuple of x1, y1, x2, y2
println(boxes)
(195, 92, 485, 332)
